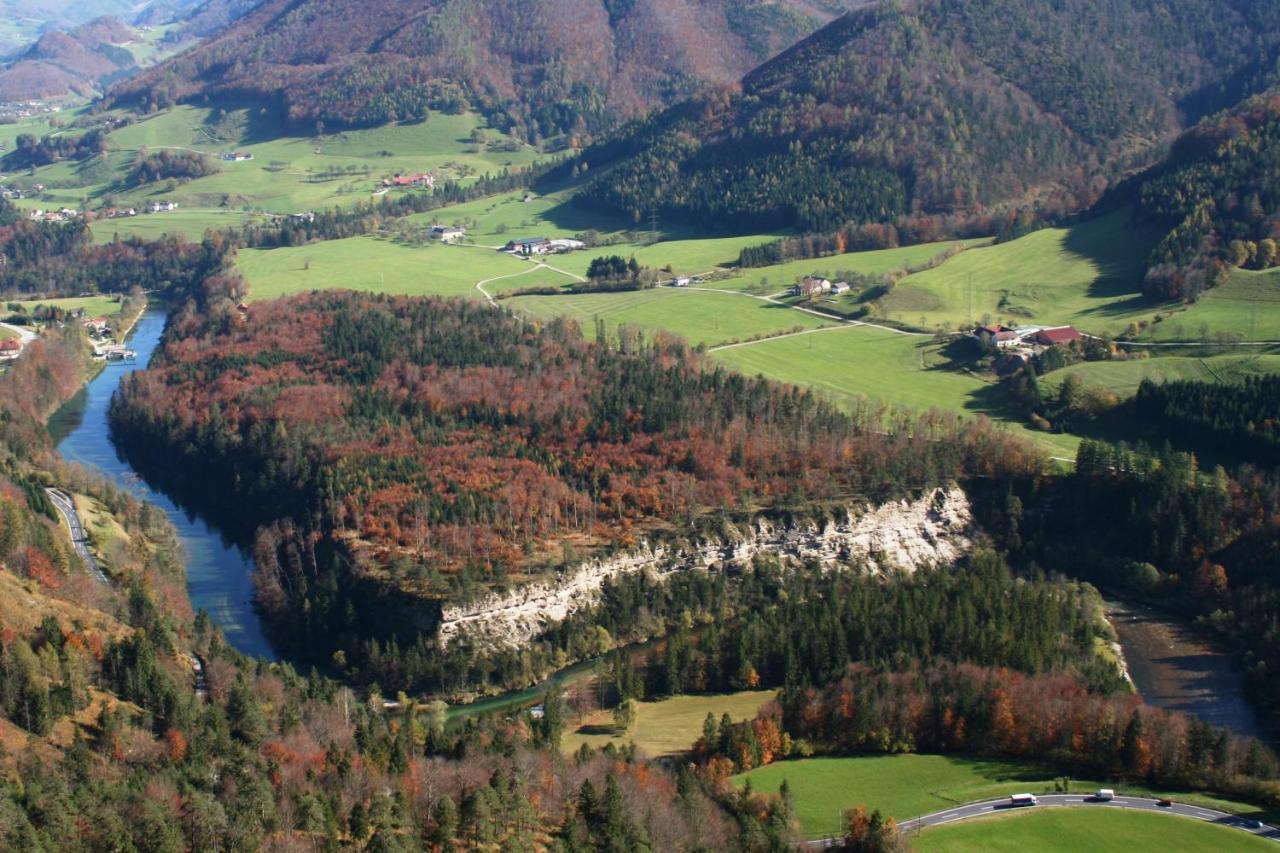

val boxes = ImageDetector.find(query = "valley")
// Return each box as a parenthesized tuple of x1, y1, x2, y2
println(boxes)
(0, 0, 1279, 849)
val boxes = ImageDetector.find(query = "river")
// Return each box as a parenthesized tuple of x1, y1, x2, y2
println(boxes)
(40, 309, 1265, 732)
(1107, 600, 1261, 739)
(48, 308, 277, 660)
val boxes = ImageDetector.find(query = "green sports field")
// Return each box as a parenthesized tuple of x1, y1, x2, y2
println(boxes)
(881, 210, 1161, 335)
(914, 807, 1273, 852)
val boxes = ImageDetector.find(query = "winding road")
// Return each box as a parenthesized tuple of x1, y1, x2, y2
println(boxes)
(45, 488, 109, 584)
(804, 793, 1279, 847)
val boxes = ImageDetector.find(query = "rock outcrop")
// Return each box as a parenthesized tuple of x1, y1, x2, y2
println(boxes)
(440, 485, 973, 650)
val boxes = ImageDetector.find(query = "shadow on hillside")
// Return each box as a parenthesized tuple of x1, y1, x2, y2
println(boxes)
(1060, 211, 1160, 303)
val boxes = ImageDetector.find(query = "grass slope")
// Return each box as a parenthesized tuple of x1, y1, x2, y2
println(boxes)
(506, 288, 835, 348)
(237, 239, 535, 301)
(1041, 354, 1280, 398)
(15, 295, 125, 318)
(562, 690, 775, 758)
(736, 754, 1277, 840)
(1144, 268, 1280, 342)
(711, 325, 1079, 457)
(914, 807, 1274, 853)
(883, 211, 1161, 335)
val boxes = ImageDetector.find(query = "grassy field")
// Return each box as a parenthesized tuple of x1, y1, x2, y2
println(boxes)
(914, 807, 1274, 852)
(238, 239, 537, 301)
(14, 295, 126, 318)
(563, 690, 775, 758)
(712, 325, 1079, 458)
(881, 211, 1161, 335)
(506, 288, 836, 348)
(736, 754, 1276, 840)
(4, 104, 549, 240)
(1041, 353, 1280, 398)
(90, 209, 270, 243)
(1143, 268, 1280, 342)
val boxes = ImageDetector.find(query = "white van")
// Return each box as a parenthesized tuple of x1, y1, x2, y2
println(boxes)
(1010, 794, 1039, 807)
(1095, 789, 1115, 801)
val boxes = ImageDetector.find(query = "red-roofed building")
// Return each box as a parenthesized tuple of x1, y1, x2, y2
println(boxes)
(1033, 326, 1083, 346)
(975, 324, 1022, 350)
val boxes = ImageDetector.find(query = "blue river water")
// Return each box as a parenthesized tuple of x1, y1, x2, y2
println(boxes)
(48, 309, 277, 659)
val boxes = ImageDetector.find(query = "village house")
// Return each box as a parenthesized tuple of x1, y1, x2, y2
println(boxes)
(0, 338, 21, 360)
(149, 201, 179, 213)
(222, 151, 255, 162)
(83, 316, 111, 337)
(975, 324, 1023, 350)
(791, 276, 832, 298)
(830, 281, 851, 295)
(430, 225, 466, 243)
(291, 211, 316, 223)
(673, 277, 692, 287)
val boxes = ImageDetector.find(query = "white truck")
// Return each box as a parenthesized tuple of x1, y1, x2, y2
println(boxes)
(1010, 793, 1039, 807)
(1095, 789, 1115, 801)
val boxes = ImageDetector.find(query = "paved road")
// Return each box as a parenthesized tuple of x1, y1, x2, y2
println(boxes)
(45, 488, 110, 584)
(805, 793, 1279, 847)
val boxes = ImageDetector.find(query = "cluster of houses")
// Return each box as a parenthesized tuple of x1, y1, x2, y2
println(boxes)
(974, 323, 1083, 351)
(221, 151, 254, 162)
(974, 323, 1084, 374)
(0, 100, 59, 121)
(102, 207, 138, 219)
(148, 201, 180, 213)
(0, 184, 22, 200)
(790, 276, 851, 298)
(381, 172, 435, 190)
(27, 208, 81, 223)
(500, 237, 586, 256)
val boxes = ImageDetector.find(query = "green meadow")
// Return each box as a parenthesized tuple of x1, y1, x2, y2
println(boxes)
(237, 239, 538, 302)
(505, 288, 836, 348)
(915, 808, 1274, 853)
(1143, 268, 1280, 342)
(711, 324, 1080, 458)
(881, 210, 1161, 335)
(1040, 353, 1280, 398)
(736, 754, 1276, 840)
(15, 295, 125, 319)
(562, 690, 775, 758)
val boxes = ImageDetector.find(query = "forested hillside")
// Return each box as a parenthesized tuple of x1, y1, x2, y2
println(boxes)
(1131, 89, 1280, 299)
(573, 0, 1280, 233)
(108, 290, 1043, 688)
(109, 0, 852, 140)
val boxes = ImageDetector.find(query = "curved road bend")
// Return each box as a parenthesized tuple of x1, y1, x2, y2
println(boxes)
(803, 794, 1279, 847)
(45, 488, 110, 585)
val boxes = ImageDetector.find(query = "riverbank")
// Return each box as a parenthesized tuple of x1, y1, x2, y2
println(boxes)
(50, 308, 279, 659)
(1105, 599, 1261, 739)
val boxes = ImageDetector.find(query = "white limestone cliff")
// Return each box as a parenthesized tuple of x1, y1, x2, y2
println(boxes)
(440, 485, 973, 650)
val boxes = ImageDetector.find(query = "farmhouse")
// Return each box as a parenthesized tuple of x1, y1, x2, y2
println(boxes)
(149, 201, 179, 213)
(503, 237, 552, 255)
(830, 281, 851, 295)
(975, 324, 1022, 350)
(0, 338, 21, 359)
(383, 172, 435, 189)
(222, 151, 255, 162)
(791, 276, 832, 298)
(430, 225, 466, 243)
(1032, 326, 1083, 346)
